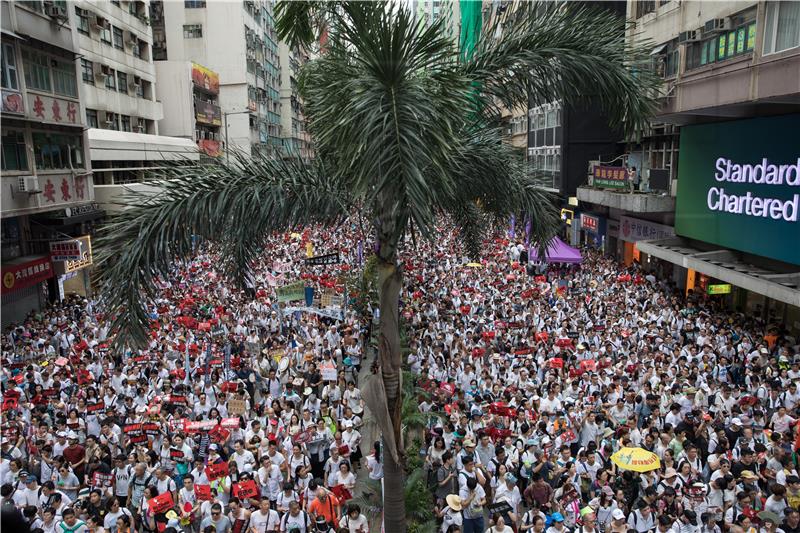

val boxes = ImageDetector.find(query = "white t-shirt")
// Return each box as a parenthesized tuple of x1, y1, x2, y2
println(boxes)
(248, 509, 280, 533)
(339, 513, 369, 533)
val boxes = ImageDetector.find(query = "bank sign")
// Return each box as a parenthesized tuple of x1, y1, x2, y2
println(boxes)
(675, 114, 800, 266)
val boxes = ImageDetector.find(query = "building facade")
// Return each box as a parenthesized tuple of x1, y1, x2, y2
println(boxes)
(150, 0, 283, 157)
(1, 0, 100, 325)
(580, 0, 800, 329)
(414, 0, 461, 42)
(278, 42, 312, 159)
(73, 0, 198, 207)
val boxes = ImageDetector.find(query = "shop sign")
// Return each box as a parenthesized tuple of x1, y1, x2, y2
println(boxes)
(676, 114, 800, 265)
(54, 236, 92, 275)
(707, 284, 732, 295)
(197, 139, 222, 157)
(580, 214, 599, 233)
(1, 89, 24, 115)
(1, 256, 54, 295)
(191, 63, 220, 94)
(50, 239, 83, 261)
(65, 203, 101, 218)
(607, 219, 620, 238)
(592, 165, 627, 190)
(27, 93, 80, 125)
(619, 216, 674, 243)
(194, 98, 222, 126)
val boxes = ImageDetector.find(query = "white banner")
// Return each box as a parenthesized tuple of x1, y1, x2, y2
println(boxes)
(283, 306, 345, 321)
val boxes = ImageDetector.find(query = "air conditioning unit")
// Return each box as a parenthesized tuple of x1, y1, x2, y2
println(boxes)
(47, 3, 67, 19)
(678, 30, 702, 43)
(94, 64, 108, 80)
(704, 18, 731, 33)
(17, 176, 41, 193)
(125, 31, 138, 45)
(129, 76, 141, 89)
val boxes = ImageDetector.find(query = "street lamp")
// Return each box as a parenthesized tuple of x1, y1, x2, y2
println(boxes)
(223, 110, 252, 163)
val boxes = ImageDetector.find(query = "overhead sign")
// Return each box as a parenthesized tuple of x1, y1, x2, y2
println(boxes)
(619, 216, 674, 243)
(54, 236, 92, 275)
(707, 284, 732, 295)
(305, 252, 340, 266)
(50, 239, 83, 261)
(275, 281, 305, 302)
(592, 165, 627, 190)
(580, 214, 599, 233)
(1, 256, 54, 295)
(675, 114, 800, 265)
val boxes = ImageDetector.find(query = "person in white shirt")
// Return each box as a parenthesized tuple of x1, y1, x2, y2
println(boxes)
(771, 407, 796, 434)
(248, 498, 279, 533)
(338, 503, 369, 533)
(232, 440, 257, 473)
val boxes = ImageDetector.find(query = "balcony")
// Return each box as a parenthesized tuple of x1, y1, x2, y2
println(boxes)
(577, 185, 675, 213)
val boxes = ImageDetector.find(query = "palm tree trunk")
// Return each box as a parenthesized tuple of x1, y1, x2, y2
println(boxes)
(376, 257, 406, 532)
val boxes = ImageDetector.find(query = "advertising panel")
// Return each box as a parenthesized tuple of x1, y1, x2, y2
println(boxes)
(592, 165, 627, 189)
(191, 63, 219, 94)
(675, 114, 800, 265)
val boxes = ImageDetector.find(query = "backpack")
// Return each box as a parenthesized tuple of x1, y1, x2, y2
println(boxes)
(281, 510, 310, 530)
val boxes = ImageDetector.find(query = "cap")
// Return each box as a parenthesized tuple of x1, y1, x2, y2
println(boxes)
(463, 439, 475, 447)
(731, 417, 742, 426)
(552, 513, 565, 522)
(664, 467, 678, 478)
(612, 509, 626, 520)
(67, 431, 78, 440)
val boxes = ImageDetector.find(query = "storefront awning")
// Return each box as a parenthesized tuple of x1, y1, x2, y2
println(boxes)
(540, 237, 582, 264)
(88, 129, 200, 162)
(636, 237, 800, 307)
(649, 43, 668, 56)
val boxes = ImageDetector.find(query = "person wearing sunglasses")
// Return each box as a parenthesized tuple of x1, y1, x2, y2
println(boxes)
(200, 503, 232, 533)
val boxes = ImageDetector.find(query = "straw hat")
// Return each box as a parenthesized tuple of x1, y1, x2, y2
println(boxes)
(446, 495, 462, 511)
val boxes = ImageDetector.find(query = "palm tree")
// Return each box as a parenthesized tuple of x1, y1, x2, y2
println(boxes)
(97, 2, 658, 530)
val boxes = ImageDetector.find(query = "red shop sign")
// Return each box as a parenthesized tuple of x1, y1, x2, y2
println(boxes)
(2, 256, 54, 295)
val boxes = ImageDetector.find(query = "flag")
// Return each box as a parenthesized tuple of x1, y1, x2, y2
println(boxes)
(525, 218, 532, 247)
(204, 342, 211, 387)
(184, 339, 191, 386)
(509, 215, 516, 239)
(224, 343, 231, 377)
(357, 240, 363, 265)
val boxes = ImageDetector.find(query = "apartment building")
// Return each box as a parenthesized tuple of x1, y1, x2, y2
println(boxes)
(1, 0, 99, 324)
(579, 0, 800, 328)
(151, 0, 283, 157)
(414, 0, 461, 43)
(74, 0, 198, 205)
(278, 41, 312, 159)
(155, 60, 223, 159)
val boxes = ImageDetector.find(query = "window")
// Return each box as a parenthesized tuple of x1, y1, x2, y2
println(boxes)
(132, 40, 142, 59)
(100, 24, 112, 45)
(129, 1, 138, 16)
(135, 79, 144, 98)
(104, 112, 119, 130)
(105, 68, 116, 90)
(111, 0, 120, 6)
(1, 130, 28, 172)
(51, 59, 77, 97)
(113, 27, 125, 50)
(764, 1, 800, 55)
(117, 71, 128, 94)
(185, 0, 206, 7)
(183, 24, 203, 38)
(86, 109, 98, 128)
(689, 21, 756, 70)
(81, 59, 94, 84)
(75, 7, 90, 35)
(32, 132, 84, 169)
(1, 43, 19, 90)
(121, 115, 131, 132)
(664, 46, 679, 77)
(22, 49, 51, 92)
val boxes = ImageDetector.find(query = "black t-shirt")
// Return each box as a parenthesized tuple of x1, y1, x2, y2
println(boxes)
(731, 461, 757, 479)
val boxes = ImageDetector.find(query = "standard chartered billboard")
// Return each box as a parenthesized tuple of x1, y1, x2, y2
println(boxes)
(675, 114, 800, 266)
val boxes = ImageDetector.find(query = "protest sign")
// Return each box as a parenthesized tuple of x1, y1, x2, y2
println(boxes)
(227, 399, 246, 416)
(148, 492, 174, 514)
(205, 461, 229, 481)
(195, 484, 212, 501)
(92, 472, 113, 488)
(304, 253, 340, 266)
(233, 479, 259, 499)
(276, 281, 305, 303)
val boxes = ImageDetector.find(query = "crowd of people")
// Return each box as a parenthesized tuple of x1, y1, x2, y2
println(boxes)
(1, 222, 799, 533)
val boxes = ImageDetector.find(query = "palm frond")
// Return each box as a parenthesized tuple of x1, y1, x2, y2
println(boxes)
(462, 1, 660, 132)
(95, 151, 348, 349)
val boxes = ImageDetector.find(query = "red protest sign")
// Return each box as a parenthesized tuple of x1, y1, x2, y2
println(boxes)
(208, 425, 230, 444)
(548, 358, 564, 369)
(142, 423, 160, 436)
(87, 402, 105, 412)
(580, 359, 597, 373)
(232, 479, 258, 499)
(194, 484, 212, 501)
(148, 492, 175, 514)
(169, 448, 184, 459)
(129, 434, 148, 444)
(221, 382, 239, 393)
(205, 461, 229, 481)
(123, 424, 142, 434)
(92, 472, 113, 488)
(220, 418, 240, 429)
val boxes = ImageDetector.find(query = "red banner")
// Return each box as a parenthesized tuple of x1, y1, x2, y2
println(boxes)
(232, 479, 258, 499)
(2, 256, 54, 295)
(194, 484, 212, 501)
(148, 492, 175, 514)
(205, 461, 229, 481)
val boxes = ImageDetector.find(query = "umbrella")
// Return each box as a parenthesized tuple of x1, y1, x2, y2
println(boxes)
(466, 262, 482, 268)
(610, 447, 661, 472)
